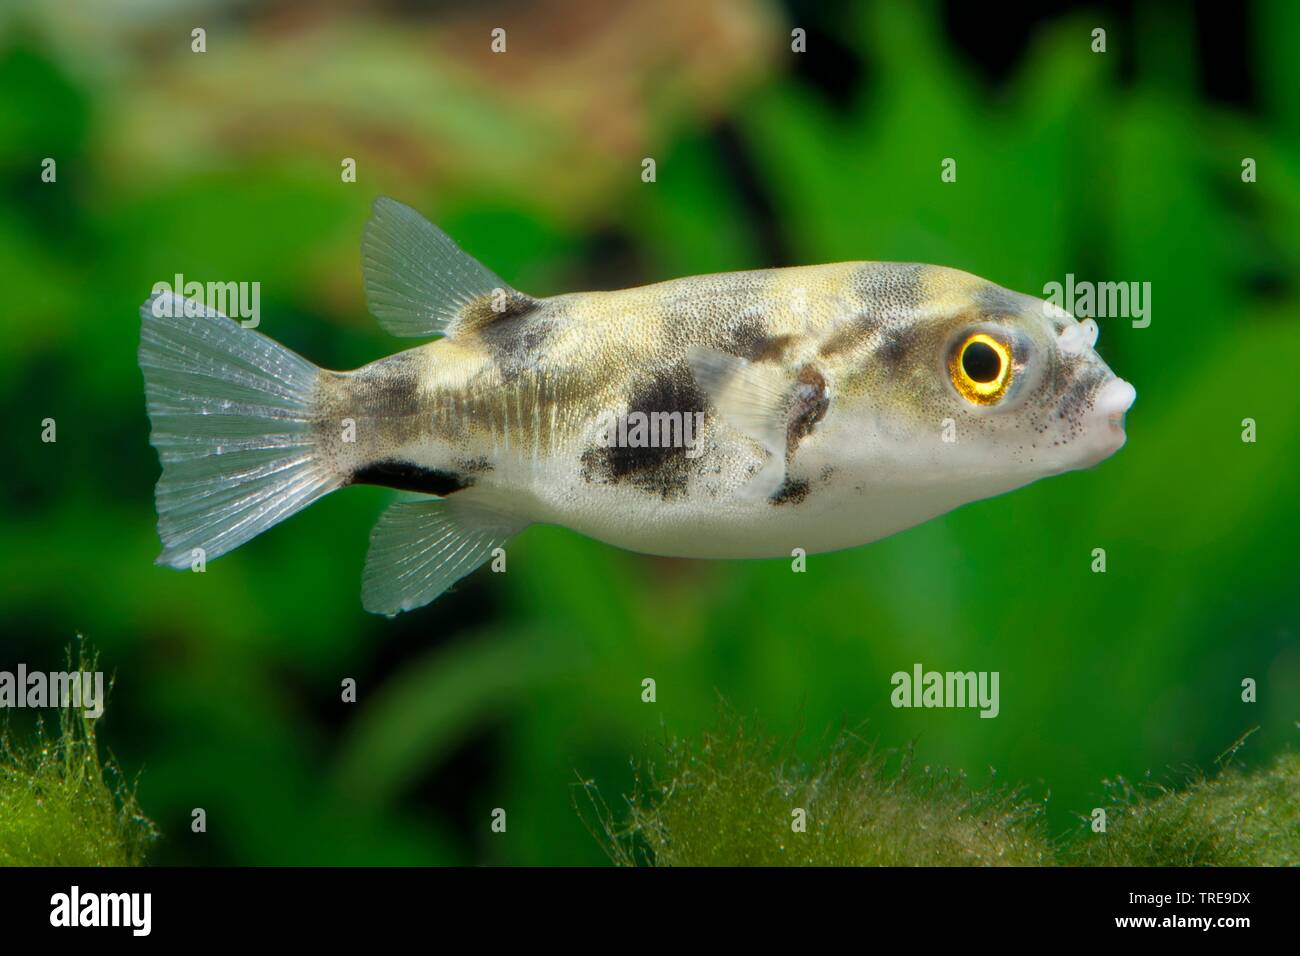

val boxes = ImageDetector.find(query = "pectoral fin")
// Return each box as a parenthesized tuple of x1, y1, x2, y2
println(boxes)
(686, 346, 792, 500)
(362, 495, 530, 616)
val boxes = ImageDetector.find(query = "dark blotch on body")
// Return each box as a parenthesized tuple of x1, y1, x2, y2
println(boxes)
(821, 263, 926, 358)
(975, 284, 1035, 320)
(352, 351, 423, 420)
(351, 459, 470, 496)
(467, 293, 550, 385)
(786, 365, 829, 458)
(319, 352, 428, 454)
(721, 312, 793, 363)
(579, 362, 709, 500)
(850, 262, 925, 310)
(818, 318, 871, 359)
(458, 290, 537, 330)
(877, 324, 918, 369)
(771, 477, 810, 505)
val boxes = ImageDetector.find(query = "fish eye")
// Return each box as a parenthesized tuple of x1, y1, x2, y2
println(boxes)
(949, 332, 1012, 405)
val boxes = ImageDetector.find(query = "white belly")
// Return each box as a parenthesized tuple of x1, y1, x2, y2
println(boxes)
(507, 438, 985, 560)
(419, 410, 1037, 561)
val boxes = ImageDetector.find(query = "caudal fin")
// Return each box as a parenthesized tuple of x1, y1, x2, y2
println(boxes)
(139, 292, 340, 568)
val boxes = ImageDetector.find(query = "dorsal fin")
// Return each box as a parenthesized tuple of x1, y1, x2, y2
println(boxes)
(361, 197, 531, 338)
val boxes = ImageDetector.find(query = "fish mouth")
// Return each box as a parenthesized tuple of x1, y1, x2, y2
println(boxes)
(1052, 318, 1135, 449)
(1075, 376, 1136, 467)
(1095, 377, 1137, 435)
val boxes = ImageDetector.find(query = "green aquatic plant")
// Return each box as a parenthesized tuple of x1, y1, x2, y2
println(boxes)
(582, 716, 1299, 867)
(0, 648, 156, 867)
(1068, 748, 1300, 867)
(580, 713, 1053, 866)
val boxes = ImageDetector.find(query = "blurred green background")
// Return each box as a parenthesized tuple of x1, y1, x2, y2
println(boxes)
(1, 0, 1297, 865)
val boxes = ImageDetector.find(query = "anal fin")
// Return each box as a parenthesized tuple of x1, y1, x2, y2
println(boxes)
(362, 495, 530, 616)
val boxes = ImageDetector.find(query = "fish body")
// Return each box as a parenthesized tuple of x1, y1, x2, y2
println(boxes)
(139, 198, 1135, 614)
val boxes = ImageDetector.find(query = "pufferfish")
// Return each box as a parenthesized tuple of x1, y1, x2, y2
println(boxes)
(138, 197, 1136, 615)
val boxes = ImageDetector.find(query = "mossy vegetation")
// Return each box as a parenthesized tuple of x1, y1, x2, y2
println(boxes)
(2, 645, 1291, 868)
(0, 649, 157, 866)
(582, 715, 1298, 867)
(1071, 751, 1300, 867)
(581, 714, 1053, 866)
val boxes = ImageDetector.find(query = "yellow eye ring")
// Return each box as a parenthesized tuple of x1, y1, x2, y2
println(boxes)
(949, 332, 1012, 405)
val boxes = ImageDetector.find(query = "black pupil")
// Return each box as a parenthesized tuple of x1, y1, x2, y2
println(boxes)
(962, 341, 1002, 383)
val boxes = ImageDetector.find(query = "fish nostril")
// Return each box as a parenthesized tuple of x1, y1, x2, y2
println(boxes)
(1056, 319, 1099, 355)
(1078, 318, 1099, 348)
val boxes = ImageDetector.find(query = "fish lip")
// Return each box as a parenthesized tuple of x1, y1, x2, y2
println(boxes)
(1053, 375, 1135, 472)
(1076, 377, 1135, 465)
(1094, 377, 1136, 433)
